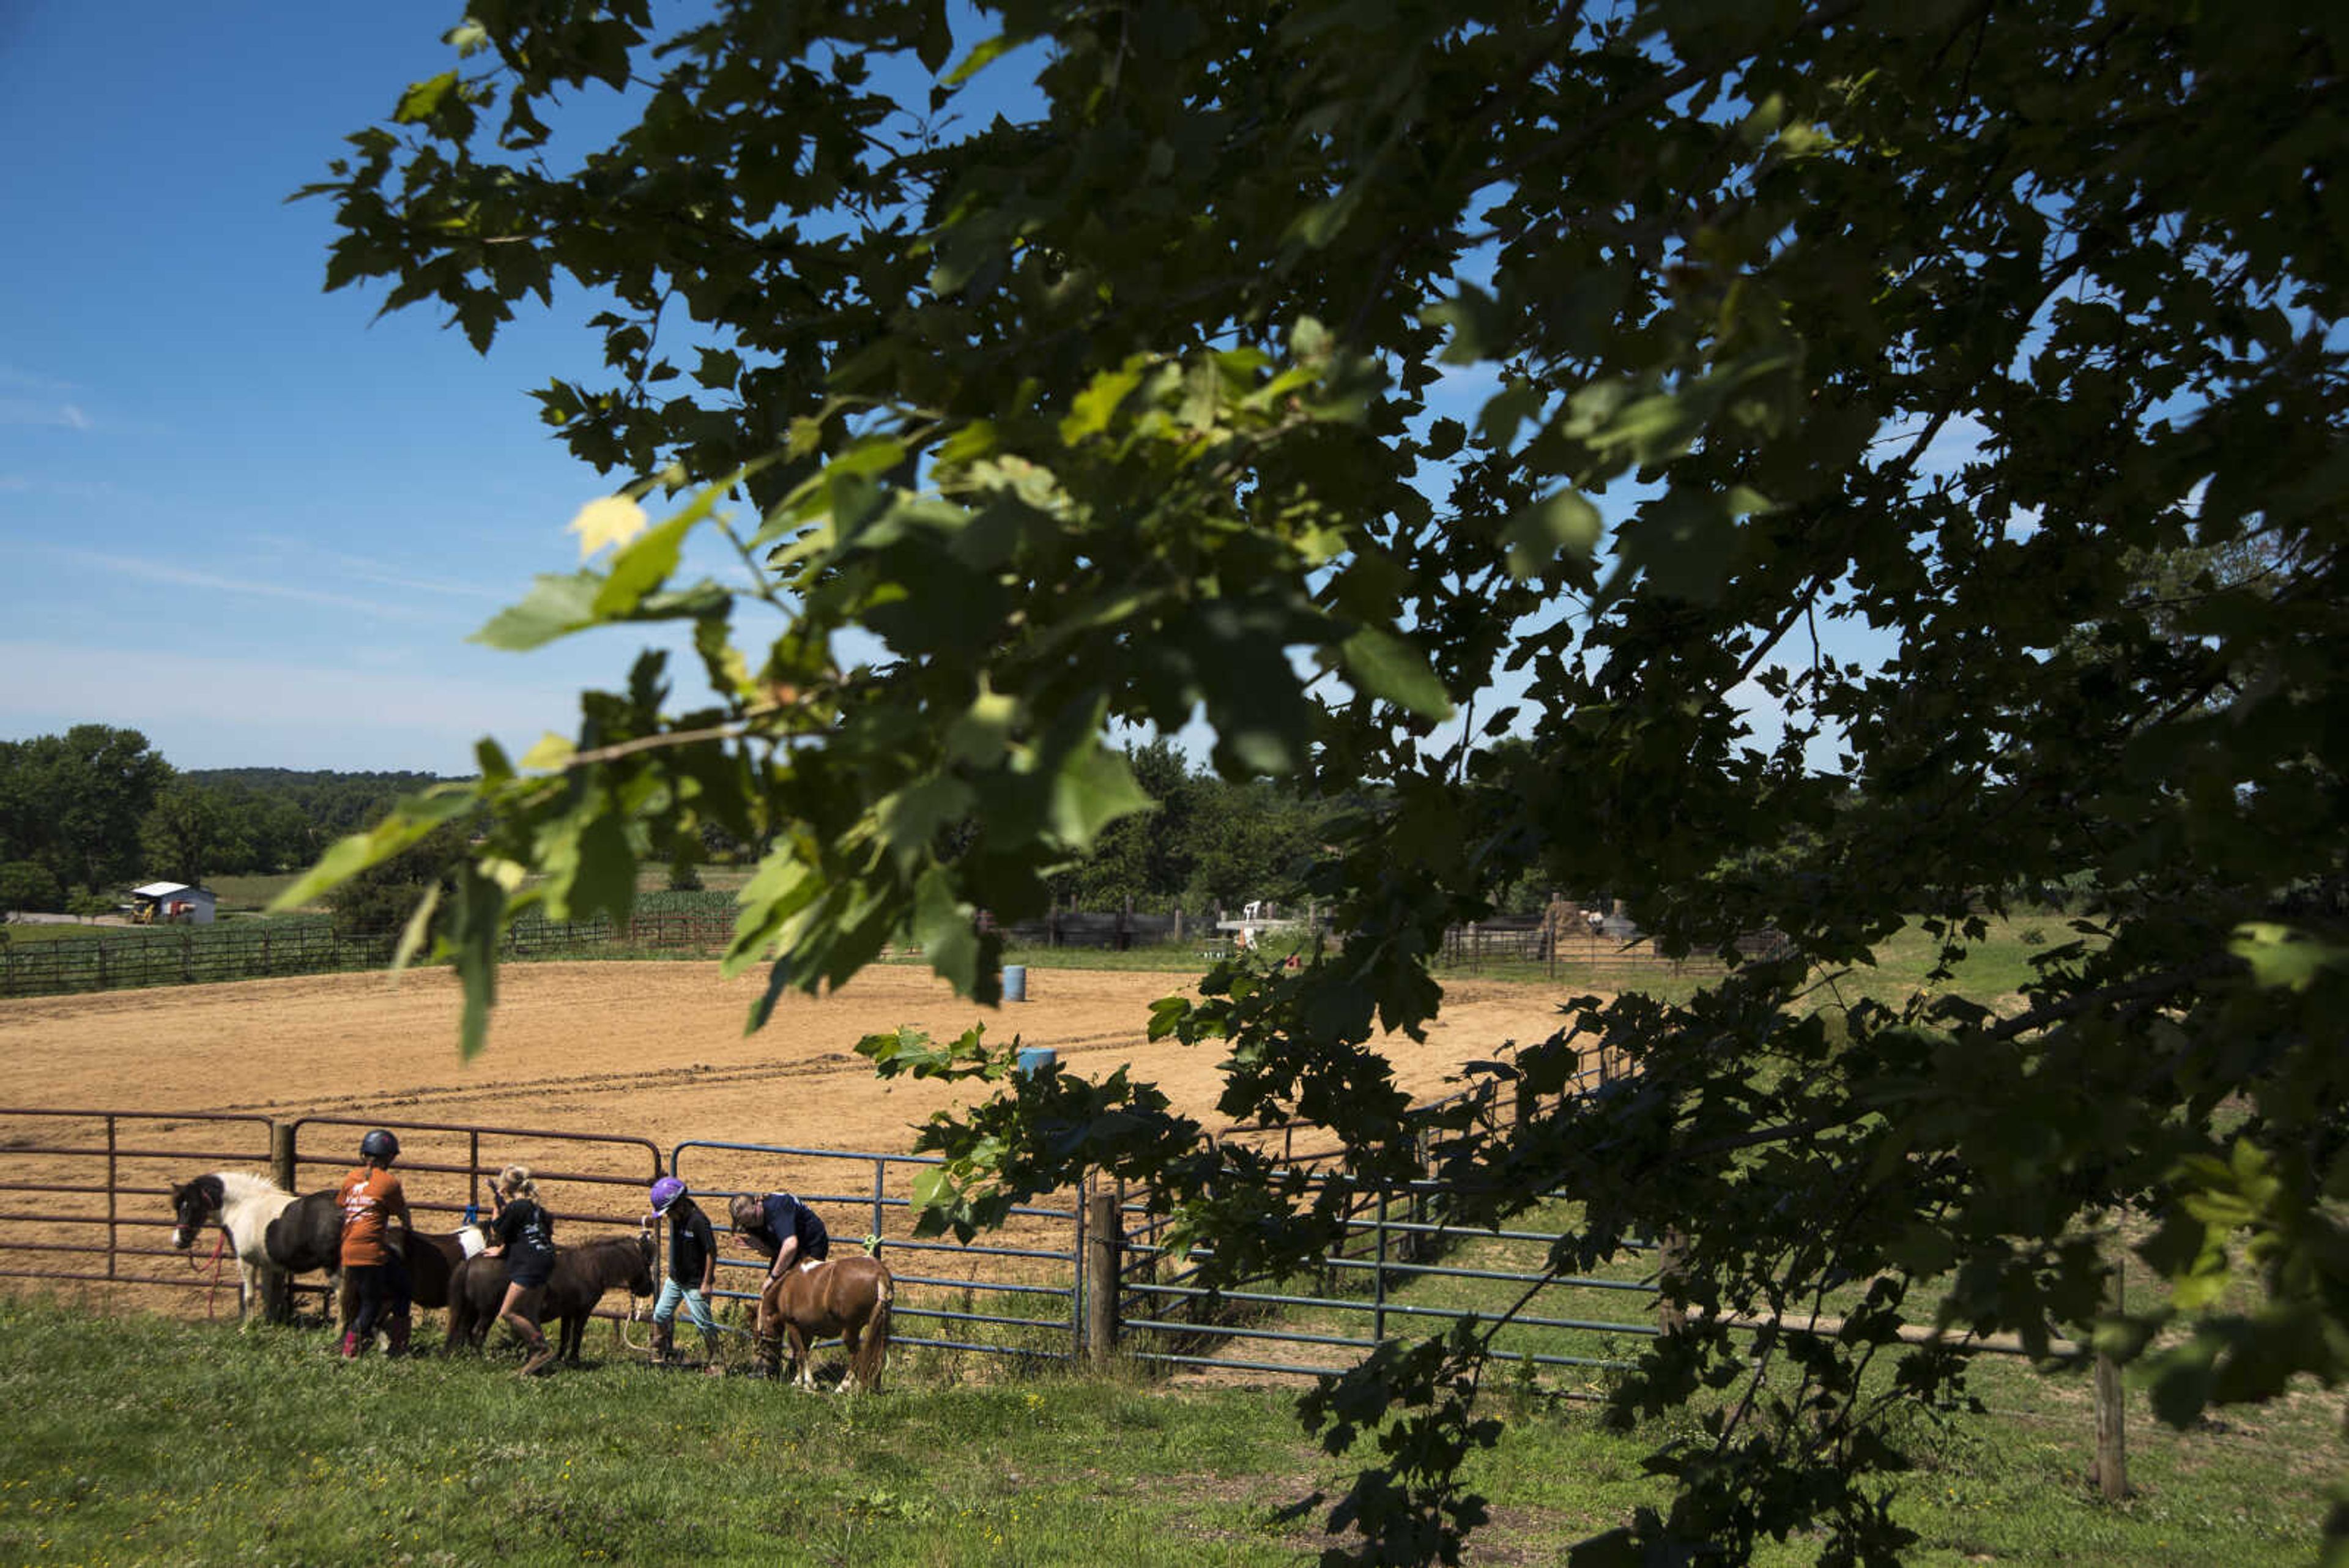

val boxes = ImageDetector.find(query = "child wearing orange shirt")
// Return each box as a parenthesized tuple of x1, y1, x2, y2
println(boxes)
(337, 1129, 414, 1358)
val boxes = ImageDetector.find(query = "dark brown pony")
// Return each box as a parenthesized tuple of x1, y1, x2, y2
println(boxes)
(335, 1228, 473, 1327)
(401, 1229, 472, 1310)
(445, 1233, 656, 1361)
(755, 1255, 894, 1392)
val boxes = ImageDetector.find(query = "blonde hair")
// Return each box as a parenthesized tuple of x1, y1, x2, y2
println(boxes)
(496, 1164, 538, 1201)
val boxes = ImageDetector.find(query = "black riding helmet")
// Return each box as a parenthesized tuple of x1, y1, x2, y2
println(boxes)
(360, 1129, 400, 1161)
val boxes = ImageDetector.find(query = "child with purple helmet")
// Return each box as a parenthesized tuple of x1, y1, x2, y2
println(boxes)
(643, 1175, 722, 1372)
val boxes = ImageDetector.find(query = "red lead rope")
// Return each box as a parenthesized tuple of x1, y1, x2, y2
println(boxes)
(187, 1229, 230, 1317)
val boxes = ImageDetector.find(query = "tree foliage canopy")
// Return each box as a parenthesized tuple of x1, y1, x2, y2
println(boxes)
(301, 2, 2348, 1559)
(0, 726, 173, 896)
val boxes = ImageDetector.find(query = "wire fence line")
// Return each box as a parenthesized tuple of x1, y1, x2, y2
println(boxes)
(0, 912, 739, 1000)
(1, 908, 1759, 999)
(1433, 919, 1794, 978)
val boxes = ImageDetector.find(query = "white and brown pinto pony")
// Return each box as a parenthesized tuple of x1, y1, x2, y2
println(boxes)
(755, 1254, 894, 1392)
(167, 1171, 343, 1326)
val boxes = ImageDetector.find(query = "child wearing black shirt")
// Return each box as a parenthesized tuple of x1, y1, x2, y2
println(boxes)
(480, 1164, 558, 1375)
(644, 1175, 722, 1372)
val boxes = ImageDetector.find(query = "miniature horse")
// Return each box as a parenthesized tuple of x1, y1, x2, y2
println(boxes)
(333, 1227, 473, 1328)
(402, 1228, 471, 1310)
(755, 1254, 894, 1392)
(445, 1233, 656, 1362)
(168, 1172, 343, 1326)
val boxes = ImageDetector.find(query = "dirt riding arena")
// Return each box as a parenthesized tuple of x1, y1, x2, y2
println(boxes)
(0, 960, 1580, 1325)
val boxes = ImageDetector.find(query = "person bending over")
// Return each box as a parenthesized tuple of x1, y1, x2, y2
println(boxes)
(729, 1189, 829, 1290)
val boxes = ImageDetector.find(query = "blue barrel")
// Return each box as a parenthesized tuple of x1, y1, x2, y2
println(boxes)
(1003, 964, 1028, 1002)
(1017, 1046, 1056, 1076)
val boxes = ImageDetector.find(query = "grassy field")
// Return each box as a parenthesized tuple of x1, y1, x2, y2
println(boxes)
(196, 866, 760, 918)
(0, 1285, 2323, 1567)
(1242, 1200, 2332, 1564)
(0, 920, 154, 948)
(1416, 913, 2087, 1012)
(203, 873, 304, 913)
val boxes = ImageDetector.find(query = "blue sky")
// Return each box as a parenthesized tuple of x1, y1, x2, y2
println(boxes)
(1, 6, 657, 773)
(0, 6, 1917, 781)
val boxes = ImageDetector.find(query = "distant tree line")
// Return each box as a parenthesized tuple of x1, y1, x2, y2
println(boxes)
(0, 723, 1369, 926)
(0, 725, 450, 915)
(1045, 736, 1359, 916)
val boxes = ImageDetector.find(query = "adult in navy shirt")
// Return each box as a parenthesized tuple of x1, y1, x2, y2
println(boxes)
(730, 1191, 829, 1285)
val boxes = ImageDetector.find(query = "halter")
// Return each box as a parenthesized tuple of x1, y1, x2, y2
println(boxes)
(173, 1174, 230, 1251)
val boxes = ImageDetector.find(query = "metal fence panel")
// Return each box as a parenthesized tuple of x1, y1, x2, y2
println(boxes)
(670, 1139, 1085, 1364)
(0, 1107, 276, 1313)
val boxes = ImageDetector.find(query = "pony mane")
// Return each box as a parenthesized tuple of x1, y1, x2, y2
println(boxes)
(215, 1170, 292, 1204)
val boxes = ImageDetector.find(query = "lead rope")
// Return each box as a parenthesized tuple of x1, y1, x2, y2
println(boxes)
(190, 1228, 230, 1318)
(618, 1295, 655, 1354)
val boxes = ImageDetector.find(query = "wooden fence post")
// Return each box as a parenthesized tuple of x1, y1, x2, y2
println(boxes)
(2093, 1257, 2129, 1499)
(1085, 1189, 1119, 1366)
(1408, 1131, 1434, 1263)
(266, 1123, 298, 1323)
(1657, 1228, 1689, 1337)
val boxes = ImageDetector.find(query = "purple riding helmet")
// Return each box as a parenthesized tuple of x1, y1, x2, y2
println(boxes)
(649, 1176, 688, 1216)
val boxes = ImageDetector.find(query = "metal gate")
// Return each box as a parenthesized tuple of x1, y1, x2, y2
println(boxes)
(670, 1139, 1088, 1364)
(0, 1107, 274, 1307)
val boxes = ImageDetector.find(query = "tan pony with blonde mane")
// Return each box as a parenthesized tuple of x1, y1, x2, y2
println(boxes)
(755, 1254, 894, 1392)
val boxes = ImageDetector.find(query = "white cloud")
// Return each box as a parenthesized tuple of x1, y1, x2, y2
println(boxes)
(0, 475, 129, 500)
(0, 398, 95, 429)
(43, 548, 454, 622)
(0, 366, 81, 395)
(242, 535, 527, 603)
(61, 477, 125, 500)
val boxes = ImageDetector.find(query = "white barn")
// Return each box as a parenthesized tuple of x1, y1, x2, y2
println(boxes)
(128, 882, 217, 924)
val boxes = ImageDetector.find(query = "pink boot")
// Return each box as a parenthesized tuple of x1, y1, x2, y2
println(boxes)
(339, 1331, 362, 1360)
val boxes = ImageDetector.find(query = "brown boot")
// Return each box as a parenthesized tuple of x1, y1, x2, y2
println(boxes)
(385, 1316, 412, 1358)
(650, 1321, 674, 1366)
(518, 1336, 556, 1377)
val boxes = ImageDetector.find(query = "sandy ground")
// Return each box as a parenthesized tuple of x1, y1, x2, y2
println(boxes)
(0, 959, 1574, 1156)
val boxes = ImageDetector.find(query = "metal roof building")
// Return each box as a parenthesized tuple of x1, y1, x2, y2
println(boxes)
(127, 882, 217, 924)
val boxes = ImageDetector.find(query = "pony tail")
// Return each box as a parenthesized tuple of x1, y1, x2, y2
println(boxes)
(497, 1164, 538, 1201)
(859, 1271, 893, 1394)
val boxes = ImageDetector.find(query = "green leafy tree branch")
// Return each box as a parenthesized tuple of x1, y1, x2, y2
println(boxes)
(292, 2, 2348, 1559)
